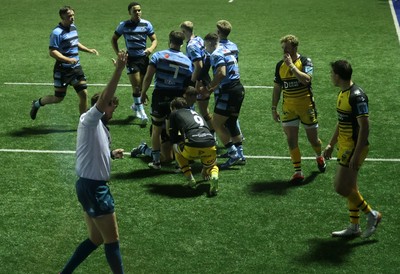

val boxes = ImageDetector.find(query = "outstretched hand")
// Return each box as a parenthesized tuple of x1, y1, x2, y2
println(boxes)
(114, 50, 128, 70)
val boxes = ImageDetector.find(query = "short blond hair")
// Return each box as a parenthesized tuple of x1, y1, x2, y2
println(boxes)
(216, 20, 232, 37)
(280, 34, 299, 48)
(180, 21, 194, 33)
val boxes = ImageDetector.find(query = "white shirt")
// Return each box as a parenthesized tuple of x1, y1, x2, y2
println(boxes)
(75, 106, 111, 181)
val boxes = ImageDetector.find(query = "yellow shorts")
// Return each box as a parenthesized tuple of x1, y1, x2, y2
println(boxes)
(179, 145, 217, 167)
(337, 145, 369, 168)
(281, 98, 317, 126)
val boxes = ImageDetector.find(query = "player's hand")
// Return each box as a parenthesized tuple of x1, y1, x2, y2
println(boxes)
(284, 53, 293, 67)
(115, 50, 128, 70)
(272, 110, 280, 122)
(349, 155, 359, 171)
(68, 58, 78, 64)
(89, 49, 99, 56)
(198, 86, 210, 97)
(141, 93, 148, 105)
(323, 144, 333, 160)
(112, 149, 124, 159)
(144, 48, 152, 57)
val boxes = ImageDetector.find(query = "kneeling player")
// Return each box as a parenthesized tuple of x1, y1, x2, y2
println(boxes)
(169, 97, 219, 196)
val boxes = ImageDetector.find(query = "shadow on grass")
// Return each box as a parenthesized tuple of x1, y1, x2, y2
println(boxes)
(113, 168, 176, 180)
(144, 183, 211, 198)
(294, 237, 378, 266)
(248, 171, 320, 195)
(9, 126, 76, 137)
(108, 115, 147, 128)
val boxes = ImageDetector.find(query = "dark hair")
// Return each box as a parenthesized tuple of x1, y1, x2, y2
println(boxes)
(59, 6, 73, 18)
(184, 86, 198, 97)
(169, 31, 185, 46)
(330, 60, 352, 81)
(128, 2, 141, 11)
(170, 97, 188, 110)
(204, 32, 219, 44)
(91, 93, 119, 107)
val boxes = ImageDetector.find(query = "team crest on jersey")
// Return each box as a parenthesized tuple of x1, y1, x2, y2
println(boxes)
(164, 53, 170, 58)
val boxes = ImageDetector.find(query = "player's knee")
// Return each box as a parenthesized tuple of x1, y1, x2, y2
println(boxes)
(54, 91, 66, 100)
(89, 235, 104, 246)
(74, 83, 88, 94)
(151, 118, 164, 127)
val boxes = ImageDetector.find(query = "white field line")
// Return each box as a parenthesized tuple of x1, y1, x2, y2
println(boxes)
(1, 81, 398, 162)
(3, 82, 272, 89)
(389, 0, 400, 45)
(0, 148, 399, 162)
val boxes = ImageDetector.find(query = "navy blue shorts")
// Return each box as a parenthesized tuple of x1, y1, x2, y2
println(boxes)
(214, 81, 245, 117)
(127, 56, 149, 75)
(53, 65, 87, 90)
(76, 177, 115, 217)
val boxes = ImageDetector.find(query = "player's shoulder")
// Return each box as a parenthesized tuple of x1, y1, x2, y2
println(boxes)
(350, 84, 367, 97)
(299, 55, 312, 65)
(139, 18, 153, 27)
(51, 24, 66, 35)
(276, 60, 284, 68)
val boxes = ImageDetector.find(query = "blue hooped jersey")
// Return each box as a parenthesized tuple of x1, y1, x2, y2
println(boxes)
(49, 23, 80, 68)
(210, 46, 240, 87)
(114, 19, 154, 57)
(219, 39, 239, 61)
(150, 49, 193, 90)
(186, 36, 206, 63)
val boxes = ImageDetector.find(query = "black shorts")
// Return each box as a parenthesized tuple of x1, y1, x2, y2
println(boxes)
(76, 177, 115, 217)
(127, 56, 149, 75)
(151, 89, 185, 119)
(197, 56, 211, 86)
(53, 65, 87, 89)
(214, 80, 245, 117)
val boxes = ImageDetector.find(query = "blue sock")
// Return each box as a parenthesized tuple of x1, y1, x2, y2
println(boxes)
(133, 96, 143, 111)
(61, 238, 98, 274)
(151, 150, 161, 163)
(34, 99, 42, 108)
(235, 144, 244, 158)
(104, 241, 124, 274)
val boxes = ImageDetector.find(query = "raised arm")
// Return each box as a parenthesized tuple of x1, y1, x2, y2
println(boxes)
(96, 51, 127, 112)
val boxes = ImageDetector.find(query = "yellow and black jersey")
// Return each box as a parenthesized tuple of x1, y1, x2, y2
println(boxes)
(336, 84, 369, 147)
(274, 55, 314, 102)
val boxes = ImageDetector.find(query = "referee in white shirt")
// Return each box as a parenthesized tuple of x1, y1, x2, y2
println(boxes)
(59, 51, 127, 274)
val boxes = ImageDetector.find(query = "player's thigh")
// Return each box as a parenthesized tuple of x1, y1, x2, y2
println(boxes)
(84, 212, 103, 245)
(334, 165, 358, 196)
(91, 212, 119, 244)
(299, 101, 318, 125)
(212, 113, 229, 127)
(128, 72, 141, 88)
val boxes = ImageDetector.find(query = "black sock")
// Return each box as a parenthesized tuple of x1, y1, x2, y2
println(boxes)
(60, 238, 98, 274)
(224, 142, 233, 149)
(105, 241, 124, 274)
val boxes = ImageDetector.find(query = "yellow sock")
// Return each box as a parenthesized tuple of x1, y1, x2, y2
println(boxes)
(174, 152, 192, 177)
(290, 147, 301, 172)
(348, 200, 360, 225)
(347, 190, 372, 214)
(210, 165, 219, 178)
